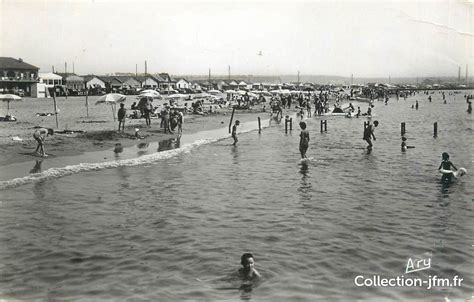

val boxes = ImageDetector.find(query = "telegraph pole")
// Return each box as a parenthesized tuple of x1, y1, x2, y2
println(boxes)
(208, 68, 211, 90)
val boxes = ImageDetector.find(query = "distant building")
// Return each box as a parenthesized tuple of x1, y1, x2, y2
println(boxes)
(135, 75, 161, 89)
(158, 73, 176, 90)
(56, 73, 85, 92)
(175, 78, 190, 89)
(35, 72, 63, 97)
(113, 76, 141, 90)
(0, 57, 39, 96)
(190, 81, 203, 91)
(83, 75, 106, 89)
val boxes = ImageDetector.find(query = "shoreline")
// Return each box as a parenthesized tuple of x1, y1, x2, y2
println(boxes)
(0, 107, 273, 167)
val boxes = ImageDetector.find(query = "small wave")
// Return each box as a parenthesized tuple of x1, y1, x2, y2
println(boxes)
(0, 138, 217, 190)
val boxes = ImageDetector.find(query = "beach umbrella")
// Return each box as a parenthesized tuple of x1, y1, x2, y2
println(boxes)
(166, 94, 187, 99)
(192, 92, 211, 99)
(139, 91, 161, 99)
(208, 89, 221, 95)
(95, 93, 126, 121)
(0, 94, 23, 115)
(139, 90, 161, 98)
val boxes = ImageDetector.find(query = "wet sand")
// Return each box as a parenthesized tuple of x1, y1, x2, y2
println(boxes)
(0, 95, 271, 166)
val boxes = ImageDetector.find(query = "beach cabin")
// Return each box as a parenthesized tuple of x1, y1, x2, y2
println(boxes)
(228, 80, 239, 90)
(158, 73, 177, 90)
(176, 78, 190, 90)
(135, 75, 161, 89)
(0, 57, 39, 97)
(84, 75, 106, 89)
(190, 82, 203, 91)
(56, 73, 85, 94)
(216, 80, 230, 91)
(100, 76, 123, 92)
(114, 76, 141, 91)
(238, 80, 250, 90)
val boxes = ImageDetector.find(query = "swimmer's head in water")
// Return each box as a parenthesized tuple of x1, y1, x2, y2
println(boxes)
(373, 120, 379, 127)
(442, 152, 449, 160)
(299, 121, 307, 129)
(47, 128, 54, 135)
(241, 253, 255, 268)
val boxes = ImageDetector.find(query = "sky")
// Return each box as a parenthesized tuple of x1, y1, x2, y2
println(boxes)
(1, 0, 473, 77)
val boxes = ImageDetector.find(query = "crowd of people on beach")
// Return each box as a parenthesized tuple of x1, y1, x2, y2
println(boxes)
(29, 88, 468, 189)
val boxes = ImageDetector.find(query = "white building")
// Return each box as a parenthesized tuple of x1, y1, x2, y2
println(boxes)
(176, 78, 190, 89)
(84, 75, 106, 89)
(38, 72, 63, 87)
(34, 72, 64, 98)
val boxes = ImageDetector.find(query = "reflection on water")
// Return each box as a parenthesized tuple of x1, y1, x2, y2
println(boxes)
(29, 159, 43, 174)
(158, 138, 177, 152)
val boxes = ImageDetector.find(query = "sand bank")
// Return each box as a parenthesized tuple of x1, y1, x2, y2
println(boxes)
(0, 95, 272, 166)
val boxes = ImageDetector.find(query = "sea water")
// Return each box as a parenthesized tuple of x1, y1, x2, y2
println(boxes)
(0, 91, 472, 301)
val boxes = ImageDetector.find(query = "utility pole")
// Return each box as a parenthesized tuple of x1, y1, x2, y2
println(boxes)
(145, 60, 148, 87)
(65, 62, 68, 99)
(136, 64, 138, 76)
(466, 64, 469, 83)
(52, 65, 55, 73)
(208, 68, 211, 90)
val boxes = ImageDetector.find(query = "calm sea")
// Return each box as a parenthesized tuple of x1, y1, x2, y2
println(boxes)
(0, 91, 472, 301)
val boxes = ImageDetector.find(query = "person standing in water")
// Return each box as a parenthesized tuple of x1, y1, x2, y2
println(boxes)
(363, 120, 378, 151)
(33, 128, 54, 157)
(232, 120, 240, 146)
(299, 121, 310, 159)
(239, 253, 261, 280)
(438, 152, 457, 182)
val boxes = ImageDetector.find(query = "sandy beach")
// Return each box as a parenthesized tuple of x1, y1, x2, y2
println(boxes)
(0, 95, 271, 166)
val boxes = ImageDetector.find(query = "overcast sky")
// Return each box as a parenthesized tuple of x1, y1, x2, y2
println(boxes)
(1, 0, 473, 77)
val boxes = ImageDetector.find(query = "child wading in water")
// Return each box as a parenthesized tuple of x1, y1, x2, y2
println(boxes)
(299, 121, 310, 159)
(401, 136, 415, 151)
(438, 152, 457, 182)
(232, 120, 240, 146)
(238, 253, 261, 280)
(33, 128, 54, 157)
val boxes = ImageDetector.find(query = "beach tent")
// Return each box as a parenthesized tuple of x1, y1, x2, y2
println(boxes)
(0, 94, 23, 115)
